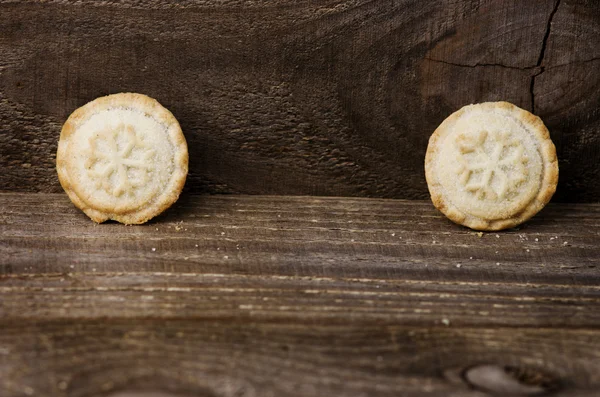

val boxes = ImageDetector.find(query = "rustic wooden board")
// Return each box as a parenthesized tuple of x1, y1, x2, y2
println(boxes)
(1, 193, 600, 396)
(1, 0, 600, 201)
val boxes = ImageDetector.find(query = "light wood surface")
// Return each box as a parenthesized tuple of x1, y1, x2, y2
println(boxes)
(2, 193, 599, 396)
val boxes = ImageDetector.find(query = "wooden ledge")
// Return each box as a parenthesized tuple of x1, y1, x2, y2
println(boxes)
(1, 193, 600, 396)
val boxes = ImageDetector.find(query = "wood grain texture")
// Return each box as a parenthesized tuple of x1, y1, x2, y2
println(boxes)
(2, 193, 600, 396)
(1, 0, 599, 201)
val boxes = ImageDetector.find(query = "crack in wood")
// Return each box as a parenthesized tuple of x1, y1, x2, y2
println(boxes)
(425, 0, 569, 116)
(423, 57, 539, 71)
(424, 55, 599, 73)
(530, 0, 561, 113)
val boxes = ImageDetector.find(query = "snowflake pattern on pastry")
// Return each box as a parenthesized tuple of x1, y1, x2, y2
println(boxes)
(455, 130, 528, 201)
(85, 123, 155, 197)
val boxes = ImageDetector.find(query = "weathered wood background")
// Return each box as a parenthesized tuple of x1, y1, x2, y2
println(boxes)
(2, 1, 600, 396)
(1, 0, 599, 201)
(2, 193, 600, 396)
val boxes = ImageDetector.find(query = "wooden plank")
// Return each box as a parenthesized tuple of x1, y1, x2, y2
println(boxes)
(1, 193, 600, 396)
(2, 320, 600, 397)
(2, 193, 599, 283)
(1, 0, 600, 201)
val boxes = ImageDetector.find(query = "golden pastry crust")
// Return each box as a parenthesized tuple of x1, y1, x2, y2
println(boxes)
(57, 93, 188, 224)
(425, 102, 558, 231)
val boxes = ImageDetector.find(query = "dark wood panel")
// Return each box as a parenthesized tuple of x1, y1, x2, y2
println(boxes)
(1, 193, 600, 396)
(1, 0, 599, 201)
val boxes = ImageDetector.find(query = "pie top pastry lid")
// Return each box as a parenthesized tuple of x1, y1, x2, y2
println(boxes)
(425, 101, 558, 231)
(57, 93, 188, 224)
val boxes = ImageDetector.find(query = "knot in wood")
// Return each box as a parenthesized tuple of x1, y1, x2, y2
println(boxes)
(463, 364, 560, 396)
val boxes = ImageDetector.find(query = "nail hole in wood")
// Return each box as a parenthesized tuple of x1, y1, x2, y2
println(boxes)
(463, 364, 561, 396)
